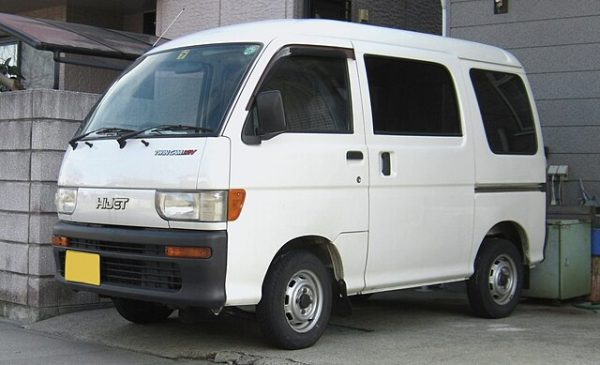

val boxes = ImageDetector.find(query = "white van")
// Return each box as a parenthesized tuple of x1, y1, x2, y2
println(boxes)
(53, 19, 546, 349)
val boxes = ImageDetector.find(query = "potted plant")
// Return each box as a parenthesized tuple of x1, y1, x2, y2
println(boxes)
(0, 57, 25, 91)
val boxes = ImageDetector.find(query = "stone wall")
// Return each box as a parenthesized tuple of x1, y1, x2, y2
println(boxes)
(0, 89, 103, 322)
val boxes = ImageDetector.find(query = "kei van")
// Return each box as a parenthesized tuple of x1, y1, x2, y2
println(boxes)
(53, 19, 546, 349)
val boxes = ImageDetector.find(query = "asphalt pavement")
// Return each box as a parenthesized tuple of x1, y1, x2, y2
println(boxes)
(2, 283, 600, 364)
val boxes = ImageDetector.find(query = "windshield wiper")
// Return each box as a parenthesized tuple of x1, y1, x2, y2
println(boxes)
(69, 127, 135, 149)
(116, 124, 214, 148)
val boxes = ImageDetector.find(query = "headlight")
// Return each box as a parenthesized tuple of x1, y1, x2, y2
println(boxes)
(156, 191, 227, 222)
(55, 188, 78, 214)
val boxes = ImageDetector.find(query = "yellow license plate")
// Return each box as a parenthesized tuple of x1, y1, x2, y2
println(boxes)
(65, 251, 100, 286)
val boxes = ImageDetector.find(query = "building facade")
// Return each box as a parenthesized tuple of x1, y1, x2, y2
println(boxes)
(3, 0, 597, 323)
(3, 0, 598, 323)
(449, 0, 600, 205)
(156, 0, 441, 39)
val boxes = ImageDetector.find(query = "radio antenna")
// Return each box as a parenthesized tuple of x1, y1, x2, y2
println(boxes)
(153, 7, 185, 47)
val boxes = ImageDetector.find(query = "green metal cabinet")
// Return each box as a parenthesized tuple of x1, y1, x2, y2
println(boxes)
(522, 220, 591, 300)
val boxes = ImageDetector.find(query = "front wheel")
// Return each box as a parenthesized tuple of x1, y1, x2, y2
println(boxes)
(112, 298, 173, 324)
(257, 251, 332, 349)
(467, 238, 523, 318)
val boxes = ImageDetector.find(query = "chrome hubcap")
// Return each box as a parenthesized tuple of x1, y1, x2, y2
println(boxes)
(284, 269, 323, 333)
(488, 254, 517, 305)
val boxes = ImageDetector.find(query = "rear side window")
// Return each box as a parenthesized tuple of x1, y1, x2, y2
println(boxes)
(364, 55, 462, 136)
(470, 69, 537, 155)
(249, 55, 351, 133)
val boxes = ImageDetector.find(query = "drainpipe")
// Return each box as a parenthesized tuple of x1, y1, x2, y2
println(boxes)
(441, 0, 448, 37)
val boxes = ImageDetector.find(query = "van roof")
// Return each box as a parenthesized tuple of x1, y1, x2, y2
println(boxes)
(149, 19, 522, 68)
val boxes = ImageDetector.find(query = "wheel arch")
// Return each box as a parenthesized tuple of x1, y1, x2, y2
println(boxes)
(479, 221, 530, 264)
(267, 235, 344, 282)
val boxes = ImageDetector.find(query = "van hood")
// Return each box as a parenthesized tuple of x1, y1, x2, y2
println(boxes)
(58, 137, 228, 190)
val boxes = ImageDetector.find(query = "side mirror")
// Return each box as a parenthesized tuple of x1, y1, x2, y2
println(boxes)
(256, 90, 286, 139)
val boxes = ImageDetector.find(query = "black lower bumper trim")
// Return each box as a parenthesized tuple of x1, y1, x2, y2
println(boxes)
(53, 222, 227, 308)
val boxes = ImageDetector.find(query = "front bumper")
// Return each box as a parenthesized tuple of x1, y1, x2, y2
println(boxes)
(53, 221, 227, 308)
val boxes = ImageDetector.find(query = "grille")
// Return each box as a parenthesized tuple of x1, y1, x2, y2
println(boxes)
(101, 257, 181, 291)
(68, 238, 164, 256)
(59, 252, 182, 292)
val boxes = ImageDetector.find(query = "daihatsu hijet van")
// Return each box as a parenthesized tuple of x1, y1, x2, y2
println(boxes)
(53, 19, 546, 349)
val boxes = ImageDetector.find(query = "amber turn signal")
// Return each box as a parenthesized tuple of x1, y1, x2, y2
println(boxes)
(52, 235, 69, 247)
(165, 246, 212, 259)
(228, 189, 246, 221)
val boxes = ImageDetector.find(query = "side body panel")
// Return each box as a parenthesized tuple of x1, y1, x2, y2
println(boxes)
(461, 60, 546, 265)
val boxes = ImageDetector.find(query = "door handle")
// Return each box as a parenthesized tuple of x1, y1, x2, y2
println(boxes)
(346, 151, 364, 160)
(381, 152, 391, 176)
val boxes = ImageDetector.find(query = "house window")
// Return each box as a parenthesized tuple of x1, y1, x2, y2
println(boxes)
(494, 0, 509, 14)
(143, 11, 156, 35)
(0, 40, 18, 73)
(306, 0, 351, 21)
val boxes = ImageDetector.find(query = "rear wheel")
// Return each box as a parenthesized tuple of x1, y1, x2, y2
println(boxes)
(467, 239, 523, 318)
(257, 251, 332, 349)
(112, 298, 173, 324)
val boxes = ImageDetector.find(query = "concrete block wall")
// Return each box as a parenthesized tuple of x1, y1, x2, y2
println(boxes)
(0, 89, 102, 322)
(449, 0, 600, 205)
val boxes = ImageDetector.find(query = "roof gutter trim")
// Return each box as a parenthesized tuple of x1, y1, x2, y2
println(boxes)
(0, 22, 42, 49)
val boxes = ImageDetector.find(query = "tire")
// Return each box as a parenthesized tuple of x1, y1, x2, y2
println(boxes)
(257, 251, 332, 349)
(112, 298, 173, 324)
(467, 238, 523, 318)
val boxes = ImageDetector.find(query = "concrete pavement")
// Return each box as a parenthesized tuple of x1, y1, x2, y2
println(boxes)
(0, 318, 211, 365)
(4, 284, 600, 364)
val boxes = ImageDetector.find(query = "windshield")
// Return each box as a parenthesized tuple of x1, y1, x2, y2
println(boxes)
(80, 43, 262, 138)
